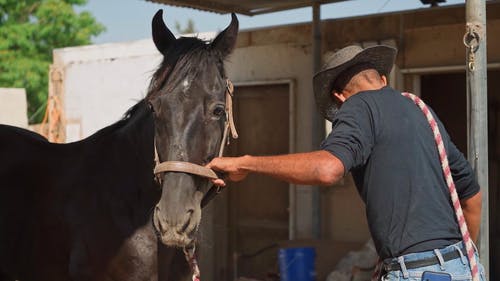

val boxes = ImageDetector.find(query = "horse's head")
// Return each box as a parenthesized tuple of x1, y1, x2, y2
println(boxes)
(147, 10, 238, 247)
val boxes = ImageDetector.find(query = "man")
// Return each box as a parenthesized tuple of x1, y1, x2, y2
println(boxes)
(207, 45, 485, 280)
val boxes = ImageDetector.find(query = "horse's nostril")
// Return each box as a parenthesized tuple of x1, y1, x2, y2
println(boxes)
(178, 209, 194, 234)
(179, 218, 190, 234)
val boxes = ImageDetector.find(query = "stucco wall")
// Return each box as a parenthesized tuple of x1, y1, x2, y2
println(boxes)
(54, 39, 162, 142)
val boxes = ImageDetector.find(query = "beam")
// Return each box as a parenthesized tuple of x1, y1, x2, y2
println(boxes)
(311, 1, 323, 239)
(145, 0, 350, 16)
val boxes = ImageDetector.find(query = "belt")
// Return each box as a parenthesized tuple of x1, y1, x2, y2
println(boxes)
(384, 250, 462, 272)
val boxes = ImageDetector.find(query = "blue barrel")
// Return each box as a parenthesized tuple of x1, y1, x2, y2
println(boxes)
(278, 247, 316, 281)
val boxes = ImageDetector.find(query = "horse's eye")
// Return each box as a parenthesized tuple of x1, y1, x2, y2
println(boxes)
(213, 106, 226, 118)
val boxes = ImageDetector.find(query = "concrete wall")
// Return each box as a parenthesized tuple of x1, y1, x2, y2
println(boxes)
(0, 88, 28, 128)
(54, 39, 162, 142)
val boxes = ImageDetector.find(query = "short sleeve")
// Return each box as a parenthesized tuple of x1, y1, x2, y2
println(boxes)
(321, 97, 376, 173)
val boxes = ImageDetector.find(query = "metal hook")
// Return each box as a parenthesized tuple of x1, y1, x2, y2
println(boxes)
(463, 26, 480, 53)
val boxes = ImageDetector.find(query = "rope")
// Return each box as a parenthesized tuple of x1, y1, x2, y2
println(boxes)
(39, 94, 63, 142)
(371, 93, 480, 281)
(184, 246, 201, 281)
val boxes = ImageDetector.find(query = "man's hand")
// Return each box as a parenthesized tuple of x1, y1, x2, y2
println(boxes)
(206, 156, 250, 186)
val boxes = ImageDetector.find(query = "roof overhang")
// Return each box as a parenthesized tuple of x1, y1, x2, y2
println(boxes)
(145, 0, 350, 16)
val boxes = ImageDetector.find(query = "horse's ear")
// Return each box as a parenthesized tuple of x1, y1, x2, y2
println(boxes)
(152, 10, 176, 55)
(211, 13, 239, 57)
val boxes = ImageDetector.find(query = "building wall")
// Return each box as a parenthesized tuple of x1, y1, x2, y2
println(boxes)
(53, 39, 162, 142)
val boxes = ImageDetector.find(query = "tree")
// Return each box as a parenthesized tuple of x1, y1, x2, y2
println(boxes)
(0, 0, 105, 123)
(174, 19, 197, 34)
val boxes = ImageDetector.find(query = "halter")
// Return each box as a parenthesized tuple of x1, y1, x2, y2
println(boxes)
(153, 79, 238, 206)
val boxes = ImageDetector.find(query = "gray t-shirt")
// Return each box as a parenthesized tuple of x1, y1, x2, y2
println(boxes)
(321, 86, 479, 259)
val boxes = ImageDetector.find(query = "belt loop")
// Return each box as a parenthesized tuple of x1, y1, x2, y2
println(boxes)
(433, 249, 446, 270)
(452, 244, 467, 265)
(471, 241, 479, 256)
(397, 256, 409, 279)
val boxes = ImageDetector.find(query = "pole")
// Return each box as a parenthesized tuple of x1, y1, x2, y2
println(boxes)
(312, 1, 324, 239)
(465, 0, 489, 279)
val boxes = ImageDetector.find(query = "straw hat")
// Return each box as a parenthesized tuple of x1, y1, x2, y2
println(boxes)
(313, 45, 397, 121)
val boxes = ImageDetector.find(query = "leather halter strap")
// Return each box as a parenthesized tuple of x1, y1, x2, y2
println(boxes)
(153, 79, 237, 185)
(154, 161, 217, 179)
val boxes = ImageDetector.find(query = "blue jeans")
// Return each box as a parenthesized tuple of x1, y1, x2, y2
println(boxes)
(382, 242, 486, 281)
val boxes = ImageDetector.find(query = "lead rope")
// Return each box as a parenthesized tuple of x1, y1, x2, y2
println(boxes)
(184, 246, 201, 281)
(371, 93, 480, 281)
(219, 79, 238, 156)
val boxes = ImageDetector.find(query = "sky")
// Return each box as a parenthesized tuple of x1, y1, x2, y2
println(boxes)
(77, 0, 466, 44)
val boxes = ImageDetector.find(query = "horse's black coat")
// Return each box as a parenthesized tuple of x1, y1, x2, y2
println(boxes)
(0, 10, 238, 281)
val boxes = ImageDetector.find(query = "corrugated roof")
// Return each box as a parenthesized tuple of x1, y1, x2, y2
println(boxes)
(145, 0, 351, 15)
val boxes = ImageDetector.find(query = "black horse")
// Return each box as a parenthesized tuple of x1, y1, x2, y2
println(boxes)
(0, 10, 238, 281)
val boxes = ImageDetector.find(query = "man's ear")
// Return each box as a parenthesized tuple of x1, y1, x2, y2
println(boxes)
(381, 75, 388, 86)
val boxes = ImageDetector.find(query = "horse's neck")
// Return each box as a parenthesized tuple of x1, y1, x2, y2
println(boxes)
(96, 102, 159, 226)
(114, 102, 156, 171)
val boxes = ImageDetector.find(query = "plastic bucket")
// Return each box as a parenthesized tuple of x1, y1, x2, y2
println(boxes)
(278, 247, 316, 281)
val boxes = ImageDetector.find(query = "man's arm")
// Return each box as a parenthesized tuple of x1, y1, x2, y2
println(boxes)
(460, 190, 482, 243)
(206, 150, 345, 186)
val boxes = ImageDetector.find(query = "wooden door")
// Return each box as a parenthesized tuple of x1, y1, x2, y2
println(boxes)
(217, 83, 291, 280)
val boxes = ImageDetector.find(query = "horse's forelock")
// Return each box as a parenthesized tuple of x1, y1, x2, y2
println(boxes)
(147, 37, 226, 101)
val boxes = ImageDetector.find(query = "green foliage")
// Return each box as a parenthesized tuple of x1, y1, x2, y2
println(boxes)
(0, 0, 105, 123)
(174, 19, 197, 34)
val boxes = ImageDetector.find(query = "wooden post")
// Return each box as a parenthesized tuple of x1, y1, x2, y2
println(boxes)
(48, 65, 66, 143)
(465, 0, 489, 278)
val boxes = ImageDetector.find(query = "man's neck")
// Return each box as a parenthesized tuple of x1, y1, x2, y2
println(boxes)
(344, 83, 385, 99)
(339, 73, 388, 101)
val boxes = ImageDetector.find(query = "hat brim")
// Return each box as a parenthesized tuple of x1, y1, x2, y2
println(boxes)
(313, 45, 397, 122)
